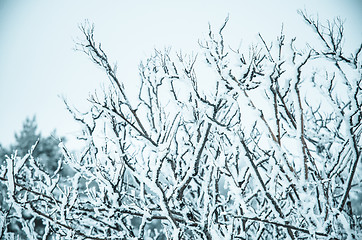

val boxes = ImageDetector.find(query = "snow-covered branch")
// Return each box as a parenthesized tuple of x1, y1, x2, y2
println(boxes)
(1, 12, 361, 240)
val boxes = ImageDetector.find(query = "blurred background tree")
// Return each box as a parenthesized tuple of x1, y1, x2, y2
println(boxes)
(0, 116, 67, 170)
(0, 116, 68, 239)
(11, 116, 63, 173)
(13, 116, 41, 156)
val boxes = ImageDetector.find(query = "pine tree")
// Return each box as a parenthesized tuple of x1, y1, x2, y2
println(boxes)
(0, 116, 66, 240)
(10, 116, 63, 173)
(13, 116, 40, 156)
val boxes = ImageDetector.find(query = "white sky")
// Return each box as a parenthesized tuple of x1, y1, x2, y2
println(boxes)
(0, 0, 361, 148)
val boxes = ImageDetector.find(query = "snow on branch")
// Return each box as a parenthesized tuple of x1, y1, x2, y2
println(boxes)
(1, 12, 361, 239)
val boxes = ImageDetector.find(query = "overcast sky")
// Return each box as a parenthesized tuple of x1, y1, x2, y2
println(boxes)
(0, 0, 361, 148)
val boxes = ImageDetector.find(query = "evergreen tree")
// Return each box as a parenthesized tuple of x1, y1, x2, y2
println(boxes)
(0, 116, 67, 240)
(10, 116, 63, 173)
(13, 116, 40, 156)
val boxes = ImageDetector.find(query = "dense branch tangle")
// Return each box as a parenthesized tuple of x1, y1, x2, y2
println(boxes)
(1, 12, 361, 239)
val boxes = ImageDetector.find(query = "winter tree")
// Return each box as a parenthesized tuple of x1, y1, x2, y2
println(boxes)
(0, 11, 361, 239)
(0, 116, 67, 239)
(1, 116, 65, 174)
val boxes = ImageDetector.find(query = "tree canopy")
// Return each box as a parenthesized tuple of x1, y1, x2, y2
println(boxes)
(0, 12, 361, 239)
